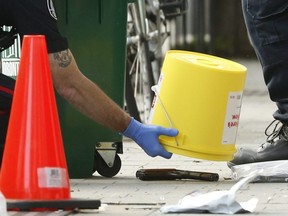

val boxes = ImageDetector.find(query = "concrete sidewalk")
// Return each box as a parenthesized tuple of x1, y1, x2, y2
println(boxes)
(9, 59, 288, 216)
(67, 59, 286, 216)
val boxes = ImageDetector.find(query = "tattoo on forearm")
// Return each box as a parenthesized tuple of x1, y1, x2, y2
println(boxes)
(53, 50, 72, 68)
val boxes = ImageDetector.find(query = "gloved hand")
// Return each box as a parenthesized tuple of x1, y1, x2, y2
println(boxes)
(122, 118, 178, 159)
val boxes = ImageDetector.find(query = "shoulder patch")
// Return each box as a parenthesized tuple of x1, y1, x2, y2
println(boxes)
(47, 0, 57, 20)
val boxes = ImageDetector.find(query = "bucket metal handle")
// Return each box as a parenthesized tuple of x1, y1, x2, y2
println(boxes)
(151, 85, 179, 146)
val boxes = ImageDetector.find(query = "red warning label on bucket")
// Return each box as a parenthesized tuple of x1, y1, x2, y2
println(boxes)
(222, 92, 243, 144)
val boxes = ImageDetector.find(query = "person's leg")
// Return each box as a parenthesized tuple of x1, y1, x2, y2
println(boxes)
(229, 0, 288, 166)
(0, 74, 15, 167)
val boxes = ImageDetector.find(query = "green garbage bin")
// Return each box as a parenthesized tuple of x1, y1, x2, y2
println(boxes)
(54, 0, 129, 178)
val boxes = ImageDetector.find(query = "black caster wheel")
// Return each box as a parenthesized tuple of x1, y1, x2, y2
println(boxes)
(94, 152, 121, 178)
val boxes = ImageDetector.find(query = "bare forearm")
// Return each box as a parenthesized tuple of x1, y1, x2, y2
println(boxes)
(68, 75, 131, 132)
(49, 50, 131, 132)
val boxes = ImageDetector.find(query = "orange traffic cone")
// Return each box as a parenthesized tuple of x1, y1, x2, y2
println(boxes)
(0, 35, 70, 200)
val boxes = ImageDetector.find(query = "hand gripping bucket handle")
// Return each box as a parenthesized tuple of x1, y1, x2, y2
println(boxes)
(151, 85, 179, 146)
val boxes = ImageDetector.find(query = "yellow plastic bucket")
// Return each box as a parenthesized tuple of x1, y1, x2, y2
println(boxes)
(149, 50, 247, 161)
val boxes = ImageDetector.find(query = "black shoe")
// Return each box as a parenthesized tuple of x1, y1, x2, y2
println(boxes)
(228, 120, 288, 168)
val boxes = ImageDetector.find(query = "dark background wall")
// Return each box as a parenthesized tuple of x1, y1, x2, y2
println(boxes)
(170, 0, 256, 58)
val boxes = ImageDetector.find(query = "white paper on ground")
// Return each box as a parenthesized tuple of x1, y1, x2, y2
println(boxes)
(160, 172, 259, 214)
(231, 160, 288, 181)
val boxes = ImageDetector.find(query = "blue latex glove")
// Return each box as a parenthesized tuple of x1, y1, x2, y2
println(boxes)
(122, 118, 178, 159)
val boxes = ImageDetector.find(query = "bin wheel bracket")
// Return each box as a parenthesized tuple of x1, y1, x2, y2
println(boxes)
(94, 142, 122, 177)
